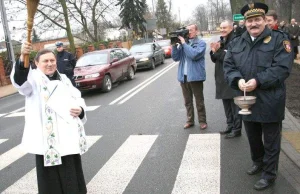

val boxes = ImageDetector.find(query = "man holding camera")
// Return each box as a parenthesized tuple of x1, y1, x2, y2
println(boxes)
(171, 24, 207, 130)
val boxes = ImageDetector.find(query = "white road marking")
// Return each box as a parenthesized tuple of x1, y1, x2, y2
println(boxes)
(172, 134, 221, 194)
(0, 145, 27, 171)
(118, 63, 177, 104)
(2, 168, 37, 194)
(0, 139, 8, 144)
(10, 107, 25, 113)
(87, 135, 158, 194)
(2, 136, 102, 194)
(4, 105, 100, 118)
(5, 112, 26, 117)
(85, 105, 100, 111)
(1, 107, 25, 118)
(109, 62, 178, 105)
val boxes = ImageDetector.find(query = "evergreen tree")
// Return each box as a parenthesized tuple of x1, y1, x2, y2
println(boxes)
(32, 28, 40, 43)
(116, 0, 147, 36)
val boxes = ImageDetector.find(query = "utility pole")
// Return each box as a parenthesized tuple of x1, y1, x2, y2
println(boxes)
(152, 0, 155, 15)
(0, 0, 15, 64)
(178, 7, 181, 24)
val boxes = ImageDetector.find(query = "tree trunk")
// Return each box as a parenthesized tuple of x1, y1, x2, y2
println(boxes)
(59, 0, 75, 53)
(230, 0, 265, 15)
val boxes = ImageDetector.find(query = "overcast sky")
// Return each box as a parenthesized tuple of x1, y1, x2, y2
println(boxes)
(147, 0, 208, 21)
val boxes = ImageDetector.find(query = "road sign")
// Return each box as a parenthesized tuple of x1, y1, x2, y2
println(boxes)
(233, 14, 244, 21)
(144, 18, 157, 31)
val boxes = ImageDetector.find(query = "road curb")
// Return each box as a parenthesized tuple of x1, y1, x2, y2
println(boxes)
(0, 91, 18, 99)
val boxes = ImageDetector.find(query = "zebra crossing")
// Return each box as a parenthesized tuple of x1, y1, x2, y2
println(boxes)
(0, 134, 221, 194)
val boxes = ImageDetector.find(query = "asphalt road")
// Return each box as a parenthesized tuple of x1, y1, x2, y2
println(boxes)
(0, 36, 298, 193)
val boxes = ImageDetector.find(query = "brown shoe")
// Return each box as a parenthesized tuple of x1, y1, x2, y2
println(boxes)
(184, 123, 194, 129)
(200, 123, 207, 130)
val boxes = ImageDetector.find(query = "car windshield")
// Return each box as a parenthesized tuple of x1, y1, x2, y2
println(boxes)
(121, 48, 130, 56)
(130, 44, 152, 53)
(76, 53, 108, 67)
(156, 41, 170, 47)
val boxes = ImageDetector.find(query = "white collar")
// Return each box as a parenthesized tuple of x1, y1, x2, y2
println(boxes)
(250, 36, 256, 41)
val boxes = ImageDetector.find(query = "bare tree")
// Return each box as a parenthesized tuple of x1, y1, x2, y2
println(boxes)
(229, 0, 265, 15)
(9, 0, 77, 52)
(6, 0, 118, 52)
(193, 5, 209, 31)
(68, 0, 117, 42)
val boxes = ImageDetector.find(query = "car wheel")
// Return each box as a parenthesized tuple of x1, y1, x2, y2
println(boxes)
(161, 55, 165, 64)
(150, 59, 155, 70)
(102, 75, 112, 92)
(127, 66, 135, 80)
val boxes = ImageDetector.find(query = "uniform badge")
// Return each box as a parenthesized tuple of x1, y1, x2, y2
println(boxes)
(248, 3, 254, 9)
(283, 40, 292, 53)
(263, 36, 271, 43)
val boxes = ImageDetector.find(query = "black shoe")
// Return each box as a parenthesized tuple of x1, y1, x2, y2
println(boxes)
(254, 178, 276, 190)
(220, 127, 232, 134)
(247, 164, 263, 175)
(225, 131, 241, 138)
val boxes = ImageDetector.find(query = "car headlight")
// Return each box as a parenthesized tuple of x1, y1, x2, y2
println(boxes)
(139, 57, 149, 62)
(85, 73, 100, 79)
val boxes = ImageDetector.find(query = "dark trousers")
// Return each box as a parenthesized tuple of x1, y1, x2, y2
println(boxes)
(36, 154, 87, 194)
(293, 46, 298, 59)
(222, 99, 242, 132)
(244, 121, 282, 180)
(180, 77, 206, 124)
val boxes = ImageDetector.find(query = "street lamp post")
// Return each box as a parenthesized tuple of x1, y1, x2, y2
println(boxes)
(0, 0, 16, 64)
(152, 0, 155, 15)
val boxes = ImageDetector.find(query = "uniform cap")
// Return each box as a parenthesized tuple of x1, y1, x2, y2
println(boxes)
(55, 41, 63, 47)
(241, 2, 268, 20)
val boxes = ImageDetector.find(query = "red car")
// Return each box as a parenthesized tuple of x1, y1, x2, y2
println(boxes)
(156, 39, 172, 58)
(73, 48, 137, 92)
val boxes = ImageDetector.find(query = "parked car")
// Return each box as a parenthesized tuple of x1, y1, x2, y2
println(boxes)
(129, 42, 165, 70)
(73, 48, 137, 92)
(155, 39, 172, 58)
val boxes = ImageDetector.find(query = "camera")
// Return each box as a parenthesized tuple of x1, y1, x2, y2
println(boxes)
(169, 27, 189, 45)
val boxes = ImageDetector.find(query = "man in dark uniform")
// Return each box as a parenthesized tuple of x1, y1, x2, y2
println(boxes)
(55, 41, 76, 85)
(210, 20, 242, 138)
(223, 2, 293, 191)
(287, 19, 300, 59)
(235, 20, 246, 36)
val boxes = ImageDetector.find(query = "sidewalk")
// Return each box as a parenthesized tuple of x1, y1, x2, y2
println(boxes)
(0, 84, 17, 98)
(283, 59, 300, 169)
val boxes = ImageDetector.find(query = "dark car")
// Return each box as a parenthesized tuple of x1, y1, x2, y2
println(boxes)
(155, 39, 172, 58)
(130, 42, 165, 70)
(73, 48, 137, 92)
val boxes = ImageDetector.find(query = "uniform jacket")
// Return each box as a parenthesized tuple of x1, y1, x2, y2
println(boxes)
(10, 62, 87, 156)
(56, 50, 76, 78)
(171, 37, 206, 82)
(223, 27, 293, 122)
(287, 24, 300, 47)
(235, 26, 246, 36)
(210, 30, 238, 99)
